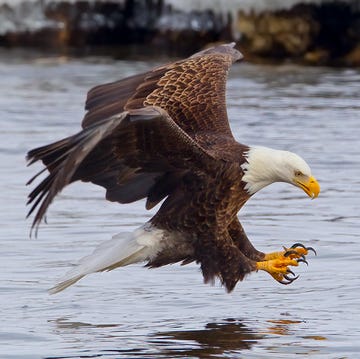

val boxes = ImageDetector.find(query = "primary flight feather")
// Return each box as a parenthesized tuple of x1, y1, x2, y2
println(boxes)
(27, 43, 320, 293)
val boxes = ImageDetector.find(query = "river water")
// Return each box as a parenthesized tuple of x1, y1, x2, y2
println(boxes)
(0, 48, 359, 359)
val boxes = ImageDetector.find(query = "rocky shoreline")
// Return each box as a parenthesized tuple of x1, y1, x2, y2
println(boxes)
(0, 0, 359, 66)
(238, 2, 360, 66)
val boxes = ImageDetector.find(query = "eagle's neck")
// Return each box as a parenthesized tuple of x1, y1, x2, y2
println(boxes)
(241, 146, 291, 195)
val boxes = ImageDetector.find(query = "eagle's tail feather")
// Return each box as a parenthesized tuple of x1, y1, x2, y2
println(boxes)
(49, 225, 163, 294)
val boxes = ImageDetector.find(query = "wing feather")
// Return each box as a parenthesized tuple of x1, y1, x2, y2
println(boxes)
(27, 107, 215, 231)
(82, 43, 243, 141)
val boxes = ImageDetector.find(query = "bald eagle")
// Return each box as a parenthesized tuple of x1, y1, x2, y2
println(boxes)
(27, 43, 319, 294)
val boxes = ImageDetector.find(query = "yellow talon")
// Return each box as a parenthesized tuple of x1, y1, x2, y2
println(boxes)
(257, 243, 315, 284)
(264, 243, 316, 261)
(256, 257, 300, 285)
(263, 250, 286, 261)
(256, 257, 298, 273)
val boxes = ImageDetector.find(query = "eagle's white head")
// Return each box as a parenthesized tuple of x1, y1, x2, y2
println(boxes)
(241, 146, 320, 198)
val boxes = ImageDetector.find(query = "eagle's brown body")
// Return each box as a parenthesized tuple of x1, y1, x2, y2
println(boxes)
(27, 43, 317, 293)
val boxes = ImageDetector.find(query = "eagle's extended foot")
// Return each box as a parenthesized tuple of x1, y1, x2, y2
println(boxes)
(256, 257, 302, 285)
(257, 243, 316, 284)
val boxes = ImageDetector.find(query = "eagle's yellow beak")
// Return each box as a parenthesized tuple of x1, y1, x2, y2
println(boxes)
(295, 175, 320, 199)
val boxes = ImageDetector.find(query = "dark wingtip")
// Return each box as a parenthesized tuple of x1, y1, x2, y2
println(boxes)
(29, 225, 37, 239)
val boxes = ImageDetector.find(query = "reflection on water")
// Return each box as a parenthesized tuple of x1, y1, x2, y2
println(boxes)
(266, 319, 304, 336)
(45, 316, 331, 359)
(1, 49, 360, 358)
(150, 319, 262, 358)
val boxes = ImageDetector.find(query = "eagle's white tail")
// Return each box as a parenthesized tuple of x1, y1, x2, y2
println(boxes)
(49, 224, 164, 294)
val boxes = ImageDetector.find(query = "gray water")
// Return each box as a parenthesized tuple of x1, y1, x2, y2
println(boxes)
(1, 48, 359, 359)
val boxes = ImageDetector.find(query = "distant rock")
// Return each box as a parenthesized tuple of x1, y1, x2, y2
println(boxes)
(0, 0, 359, 66)
(237, 2, 360, 66)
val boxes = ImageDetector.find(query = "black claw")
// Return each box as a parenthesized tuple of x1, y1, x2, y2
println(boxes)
(286, 269, 296, 276)
(291, 242, 307, 249)
(297, 258, 309, 266)
(307, 247, 317, 256)
(291, 242, 317, 256)
(284, 250, 298, 258)
(279, 280, 292, 285)
(279, 274, 299, 285)
(284, 274, 299, 282)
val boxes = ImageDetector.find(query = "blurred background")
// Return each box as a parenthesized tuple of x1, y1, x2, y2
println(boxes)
(0, 0, 360, 65)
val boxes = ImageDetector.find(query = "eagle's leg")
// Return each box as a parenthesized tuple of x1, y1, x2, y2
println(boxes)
(227, 218, 265, 261)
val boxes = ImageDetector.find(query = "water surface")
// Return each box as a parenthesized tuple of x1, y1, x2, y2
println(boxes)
(0, 49, 359, 358)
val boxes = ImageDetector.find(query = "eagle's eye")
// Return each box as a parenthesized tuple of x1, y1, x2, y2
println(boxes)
(294, 170, 303, 177)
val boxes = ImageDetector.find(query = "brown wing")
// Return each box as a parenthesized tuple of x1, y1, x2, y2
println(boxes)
(82, 43, 243, 140)
(27, 107, 216, 232)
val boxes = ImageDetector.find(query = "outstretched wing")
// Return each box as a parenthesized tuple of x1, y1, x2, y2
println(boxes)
(27, 107, 215, 231)
(83, 43, 243, 140)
